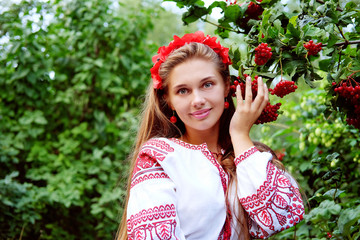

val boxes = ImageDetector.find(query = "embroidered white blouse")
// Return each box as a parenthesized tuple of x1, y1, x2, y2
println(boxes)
(126, 138, 304, 239)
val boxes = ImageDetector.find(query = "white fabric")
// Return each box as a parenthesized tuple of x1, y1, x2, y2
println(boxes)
(126, 137, 304, 240)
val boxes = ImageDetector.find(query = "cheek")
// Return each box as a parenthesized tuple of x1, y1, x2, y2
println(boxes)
(169, 96, 184, 112)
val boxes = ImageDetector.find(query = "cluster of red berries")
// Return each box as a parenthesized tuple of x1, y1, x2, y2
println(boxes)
(275, 150, 285, 161)
(230, 75, 284, 124)
(226, 0, 263, 20)
(332, 75, 360, 129)
(245, 0, 263, 20)
(304, 40, 322, 56)
(255, 102, 282, 124)
(346, 113, 360, 129)
(254, 43, 272, 65)
(230, 0, 263, 31)
(333, 81, 360, 104)
(270, 80, 298, 98)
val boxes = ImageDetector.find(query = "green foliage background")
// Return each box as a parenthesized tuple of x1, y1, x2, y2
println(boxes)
(0, 0, 157, 238)
(1, 0, 360, 239)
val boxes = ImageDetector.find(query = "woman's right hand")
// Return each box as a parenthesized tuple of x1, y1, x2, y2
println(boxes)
(229, 76, 269, 156)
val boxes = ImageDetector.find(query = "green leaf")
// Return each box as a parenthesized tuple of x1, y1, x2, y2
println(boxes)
(182, 5, 209, 25)
(283, 60, 306, 75)
(300, 161, 312, 172)
(33, 110, 48, 125)
(10, 68, 30, 82)
(286, 16, 300, 38)
(318, 58, 333, 72)
(326, 152, 340, 161)
(321, 200, 341, 215)
(208, 1, 227, 13)
(345, 1, 357, 11)
(323, 189, 345, 199)
(338, 206, 360, 236)
(224, 5, 242, 22)
(327, 32, 340, 48)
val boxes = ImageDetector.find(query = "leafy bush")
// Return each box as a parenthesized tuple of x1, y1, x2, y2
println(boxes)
(261, 85, 360, 239)
(0, 0, 156, 238)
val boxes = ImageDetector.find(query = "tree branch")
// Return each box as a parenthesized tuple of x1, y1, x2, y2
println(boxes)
(336, 24, 349, 44)
(281, 40, 360, 50)
(322, 40, 360, 47)
(200, 17, 243, 34)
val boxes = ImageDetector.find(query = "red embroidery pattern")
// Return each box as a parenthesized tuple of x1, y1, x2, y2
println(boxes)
(133, 150, 161, 177)
(127, 205, 178, 240)
(131, 172, 170, 188)
(146, 138, 175, 153)
(234, 146, 259, 166)
(240, 162, 304, 239)
(131, 139, 174, 188)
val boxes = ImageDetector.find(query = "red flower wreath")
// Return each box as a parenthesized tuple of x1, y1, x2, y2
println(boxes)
(150, 31, 232, 89)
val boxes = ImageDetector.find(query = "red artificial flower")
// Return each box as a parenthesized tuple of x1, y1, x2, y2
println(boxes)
(150, 31, 232, 89)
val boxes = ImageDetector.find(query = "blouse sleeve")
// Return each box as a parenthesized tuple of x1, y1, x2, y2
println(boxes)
(234, 146, 304, 239)
(126, 146, 186, 240)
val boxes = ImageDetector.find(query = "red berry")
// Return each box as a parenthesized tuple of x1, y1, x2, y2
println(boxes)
(254, 43, 272, 65)
(304, 40, 322, 56)
(224, 101, 230, 109)
(272, 80, 298, 98)
(255, 102, 281, 124)
(245, 1, 263, 20)
(229, 75, 291, 125)
(277, 152, 285, 161)
(333, 76, 360, 129)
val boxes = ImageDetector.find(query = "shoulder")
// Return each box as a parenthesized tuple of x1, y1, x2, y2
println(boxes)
(131, 138, 174, 185)
(134, 138, 175, 169)
(141, 137, 175, 154)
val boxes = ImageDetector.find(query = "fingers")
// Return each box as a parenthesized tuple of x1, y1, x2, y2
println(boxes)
(235, 75, 269, 109)
(236, 84, 243, 104)
(260, 79, 269, 110)
(253, 77, 269, 114)
(244, 76, 252, 105)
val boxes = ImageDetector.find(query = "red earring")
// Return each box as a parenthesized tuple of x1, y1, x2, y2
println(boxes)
(170, 111, 177, 123)
(224, 99, 229, 109)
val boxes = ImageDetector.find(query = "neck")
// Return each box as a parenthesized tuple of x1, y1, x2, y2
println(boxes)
(182, 128, 220, 153)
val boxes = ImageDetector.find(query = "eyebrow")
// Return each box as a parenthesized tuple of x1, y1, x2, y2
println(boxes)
(172, 76, 216, 90)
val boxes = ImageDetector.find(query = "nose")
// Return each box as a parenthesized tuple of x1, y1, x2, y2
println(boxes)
(192, 90, 206, 108)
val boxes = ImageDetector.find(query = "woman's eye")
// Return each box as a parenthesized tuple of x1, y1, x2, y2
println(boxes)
(177, 88, 188, 94)
(204, 82, 213, 88)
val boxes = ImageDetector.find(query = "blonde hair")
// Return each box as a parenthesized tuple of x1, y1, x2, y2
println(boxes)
(253, 141, 285, 171)
(116, 42, 250, 240)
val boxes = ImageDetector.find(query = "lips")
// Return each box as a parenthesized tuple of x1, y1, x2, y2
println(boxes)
(190, 108, 211, 119)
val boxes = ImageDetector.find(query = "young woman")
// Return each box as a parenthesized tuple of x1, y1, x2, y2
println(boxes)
(116, 31, 304, 240)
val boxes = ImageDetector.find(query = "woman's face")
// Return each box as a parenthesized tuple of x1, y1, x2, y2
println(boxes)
(167, 58, 229, 134)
